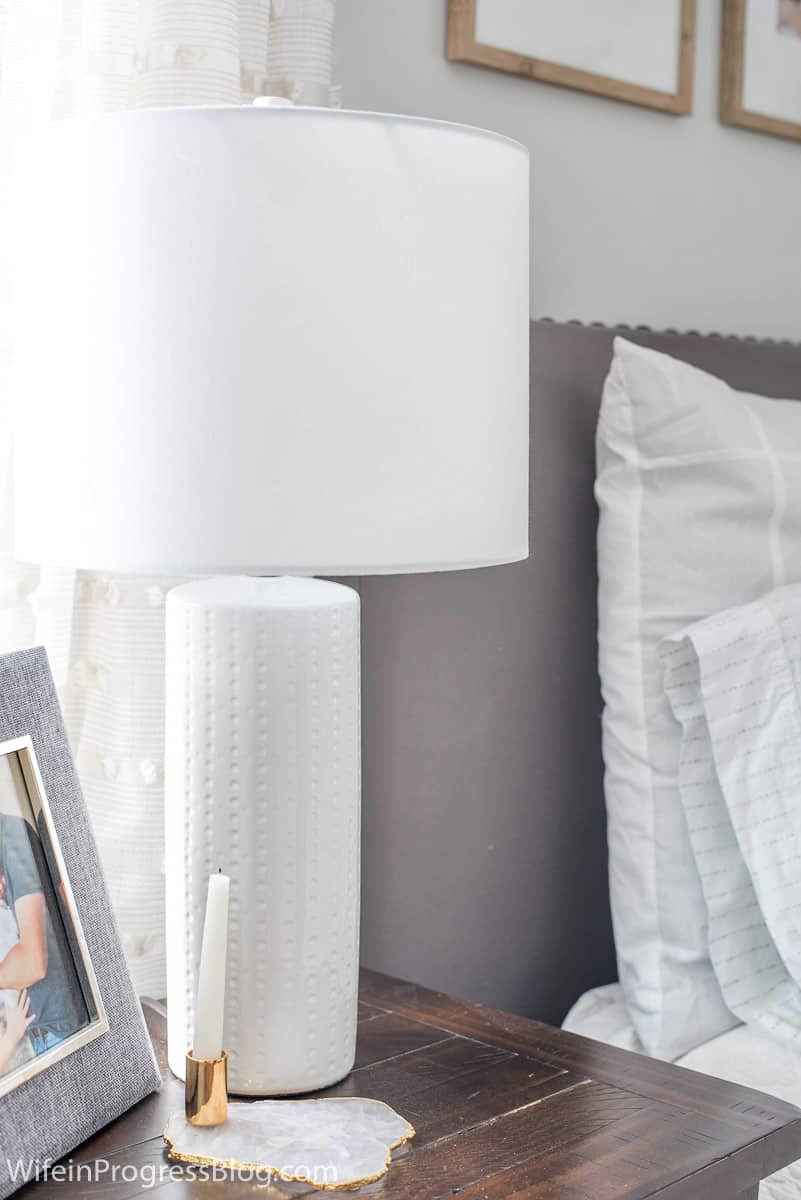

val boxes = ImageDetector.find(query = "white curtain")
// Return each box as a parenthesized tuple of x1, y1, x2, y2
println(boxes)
(0, 0, 337, 995)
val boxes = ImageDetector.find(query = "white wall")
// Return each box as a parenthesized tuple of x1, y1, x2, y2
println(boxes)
(335, 1, 801, 340)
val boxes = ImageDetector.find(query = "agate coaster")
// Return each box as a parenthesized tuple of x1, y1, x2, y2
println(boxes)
(163, 1096, 415, 1190)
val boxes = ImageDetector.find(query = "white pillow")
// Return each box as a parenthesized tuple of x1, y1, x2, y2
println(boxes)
(596, 336, 801, 1060)
(660, 583, 801, 1047)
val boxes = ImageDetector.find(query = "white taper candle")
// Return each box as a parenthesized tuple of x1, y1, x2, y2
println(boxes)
(193, 872, 230, 1061)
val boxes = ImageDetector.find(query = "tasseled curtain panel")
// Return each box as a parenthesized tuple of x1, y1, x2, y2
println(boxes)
(0, 0, 337, 995)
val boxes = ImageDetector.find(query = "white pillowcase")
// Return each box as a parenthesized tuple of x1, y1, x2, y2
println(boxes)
(596, 336, 801, 1060)
(660, 584, 801, 1047)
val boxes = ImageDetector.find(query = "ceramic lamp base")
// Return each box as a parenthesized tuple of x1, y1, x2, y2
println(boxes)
(165, 576, 361, 1094)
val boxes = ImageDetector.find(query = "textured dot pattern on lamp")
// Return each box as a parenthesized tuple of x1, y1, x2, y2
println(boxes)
(164, 576, 360, 1095)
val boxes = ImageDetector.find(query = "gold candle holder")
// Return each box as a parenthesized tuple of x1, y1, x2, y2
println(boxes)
(185, 1049, 228, 1126)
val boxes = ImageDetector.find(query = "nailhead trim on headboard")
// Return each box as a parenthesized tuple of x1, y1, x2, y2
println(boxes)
(536, 315, 801, 349)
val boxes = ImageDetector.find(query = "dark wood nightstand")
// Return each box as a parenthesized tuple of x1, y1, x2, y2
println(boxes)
(19, 970, 801, 1198)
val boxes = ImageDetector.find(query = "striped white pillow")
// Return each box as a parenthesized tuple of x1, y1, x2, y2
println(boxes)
(660, 584, 801, 1046)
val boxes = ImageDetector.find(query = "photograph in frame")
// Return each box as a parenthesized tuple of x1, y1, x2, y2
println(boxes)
(0, 737, 109, 1099)
(0, 647, 160, 1200)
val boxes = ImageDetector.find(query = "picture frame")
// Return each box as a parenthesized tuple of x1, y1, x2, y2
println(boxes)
(0, 647, 160, 1199)
(447, 0, 697, 115)
(0, 736, 109, 1101)
(721, 0, 801, 143)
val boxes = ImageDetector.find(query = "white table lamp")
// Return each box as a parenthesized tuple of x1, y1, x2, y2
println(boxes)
(14, 105, 529, 1094)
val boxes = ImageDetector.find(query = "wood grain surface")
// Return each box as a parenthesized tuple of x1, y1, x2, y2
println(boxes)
(15, 970, 801, 1198)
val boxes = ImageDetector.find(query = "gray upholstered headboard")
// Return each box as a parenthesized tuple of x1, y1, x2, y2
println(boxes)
(356, 319, 801, 1026)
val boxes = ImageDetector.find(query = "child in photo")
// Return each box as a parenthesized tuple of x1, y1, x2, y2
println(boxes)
(0, 871, 35, 1074)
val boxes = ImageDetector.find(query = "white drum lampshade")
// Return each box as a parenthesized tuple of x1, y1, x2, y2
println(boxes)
(13, 106, 529, 1093)
(15, 106, 529, 575)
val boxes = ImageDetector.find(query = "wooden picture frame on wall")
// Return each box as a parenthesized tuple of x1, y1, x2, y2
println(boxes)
(721, 0, 801, 143)
(447, 0, 696, 115)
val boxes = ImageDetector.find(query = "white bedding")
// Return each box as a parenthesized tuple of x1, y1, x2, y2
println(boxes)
(594, 337, 801, 1061)
(564, 985, 801, 1200)
(586, 345, 801, 1196)
(660, 583, 801, 1047)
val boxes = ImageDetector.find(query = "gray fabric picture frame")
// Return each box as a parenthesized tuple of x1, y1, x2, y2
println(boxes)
(0, 647, 161, 1198)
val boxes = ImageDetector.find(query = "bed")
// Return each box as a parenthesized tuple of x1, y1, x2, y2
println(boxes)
(360, 319, 801, 1029)
(519, 320, 801, 1200)
(358, 320, 801, 1199)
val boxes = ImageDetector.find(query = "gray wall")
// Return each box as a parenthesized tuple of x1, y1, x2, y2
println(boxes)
(355, 315, 801, 1024)
(335, 0, 801, 341)
(356, 324, 616, 1025)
